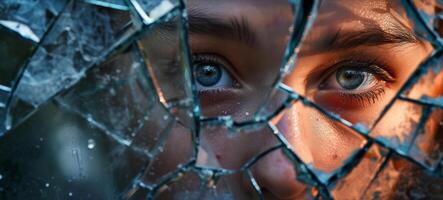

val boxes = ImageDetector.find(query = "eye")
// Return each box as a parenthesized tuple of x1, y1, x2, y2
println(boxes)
(317, 60, 395, 105)
(320, 61, 394, 93)
(322, 66, 378, 91)
(193, 54, 237, 92)
(195, 63, 223, 86)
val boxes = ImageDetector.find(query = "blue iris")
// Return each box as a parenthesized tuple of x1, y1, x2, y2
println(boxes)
(195, 64, 222, 87)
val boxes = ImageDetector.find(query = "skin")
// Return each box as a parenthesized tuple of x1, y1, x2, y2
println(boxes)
(137, 0, 443, 199)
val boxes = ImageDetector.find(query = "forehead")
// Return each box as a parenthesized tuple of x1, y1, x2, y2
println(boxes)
(186, 0, 408, 20)
(186, 0, 293, 28)
(185, 0, 415, 35)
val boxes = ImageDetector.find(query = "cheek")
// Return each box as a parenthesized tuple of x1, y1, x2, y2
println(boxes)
(305, 114, 364, 172)
(276, 104, 364, 172)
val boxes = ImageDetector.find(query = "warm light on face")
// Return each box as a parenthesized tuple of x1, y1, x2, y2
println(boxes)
(0, 0, 441, 199)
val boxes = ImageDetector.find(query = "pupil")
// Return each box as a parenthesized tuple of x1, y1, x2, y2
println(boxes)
(195, 64, 222, 87)
(336, 69, 364, 90)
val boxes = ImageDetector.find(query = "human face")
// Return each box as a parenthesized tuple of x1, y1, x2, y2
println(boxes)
(138, 0, 443, 199)
(0, 0, 441, 199)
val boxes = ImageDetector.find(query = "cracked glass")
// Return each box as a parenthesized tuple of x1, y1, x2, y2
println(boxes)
(0, 0, 442, 199)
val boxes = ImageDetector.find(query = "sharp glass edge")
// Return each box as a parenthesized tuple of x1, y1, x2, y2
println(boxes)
(1, 0, 72, 135)
(1, 0, 443, 199)
(1, 0, 181, 135)
(254, 0, 320, 122)
(83, 0, 130, 11)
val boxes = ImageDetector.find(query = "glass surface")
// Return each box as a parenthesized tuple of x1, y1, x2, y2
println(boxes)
(0, 0, 442, 199)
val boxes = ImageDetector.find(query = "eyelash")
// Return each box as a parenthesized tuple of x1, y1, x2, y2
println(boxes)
(324, 58, 395, 106)
(339, 86, 386, 105)
(192, 53, 394, 106)
(192, 54, 240, 95)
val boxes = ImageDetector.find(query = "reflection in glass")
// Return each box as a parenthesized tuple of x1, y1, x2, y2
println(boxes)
(0, 0, 442, 199)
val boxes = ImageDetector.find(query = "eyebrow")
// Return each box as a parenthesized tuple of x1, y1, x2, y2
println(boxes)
(156, 9, 420, 52)
(308, 20, 420, 54)
(156, 8, 256, 46)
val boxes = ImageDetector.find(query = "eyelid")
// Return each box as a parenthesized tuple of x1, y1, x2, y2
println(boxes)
(192, 53, 242, 89)
(304, 53, 398, 89)
(318, 58, 396, 89)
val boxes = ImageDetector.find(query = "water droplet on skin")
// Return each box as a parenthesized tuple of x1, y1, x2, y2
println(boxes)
(87, 139, 95, 149)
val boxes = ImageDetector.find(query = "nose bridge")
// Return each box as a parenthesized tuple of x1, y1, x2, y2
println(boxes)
(246, 106, 313, 199)
(249, 148, 307, 199)
(274, 106, 314, 163)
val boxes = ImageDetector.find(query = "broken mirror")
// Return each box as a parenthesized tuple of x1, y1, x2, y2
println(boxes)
(0, 0, 441, 199)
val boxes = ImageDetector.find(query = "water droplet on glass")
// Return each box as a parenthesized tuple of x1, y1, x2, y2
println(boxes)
(0, 174, 3, 180)
(109, 88, 116, 96)
(86, 114, 93, 122)
(87, 139, 95, 149)
(45, 183, 50, 187)
(68, 192, 73, 196)
(163, 115, 169, 120)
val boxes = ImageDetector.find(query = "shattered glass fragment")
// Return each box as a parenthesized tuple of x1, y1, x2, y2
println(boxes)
(248, 140, 323, 200)
(196, 123, 280, 171)
(152, 170, 237, 200)
(270, 100, 368, 186)
(56, 44, 158, 146)
(0, 102, 150, 199)
(193, 0, 305, 124)
(4, 1, 138, 134)
(371, 99, 443, 171)
(284, 0, 436, 132)
(136, 14, 195, 129)
(361, 153, 443, 199)
(0, 0, 68, 38)
(127, 0, 179, 26)
(0, 19, 38, 87)
(83, 0, 129, 11)
(0, 86, 10, 134)
(330, 144, 390, 199)
(0, 0, 442, 199)
(401, 0, 443, 47)
(136, 121, 194, 188)
(399, 47, 443, 108)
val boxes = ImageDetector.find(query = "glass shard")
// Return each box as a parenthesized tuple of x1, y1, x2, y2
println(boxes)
(56, 44, 158, 146)
(0, 102, 150, 199)
(0, 0, 68, 38)
(5, 1, 138, 133)
(127, 0, 179, 26)
(0, 0, 442, 199)
(136, 13, 195, 129)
